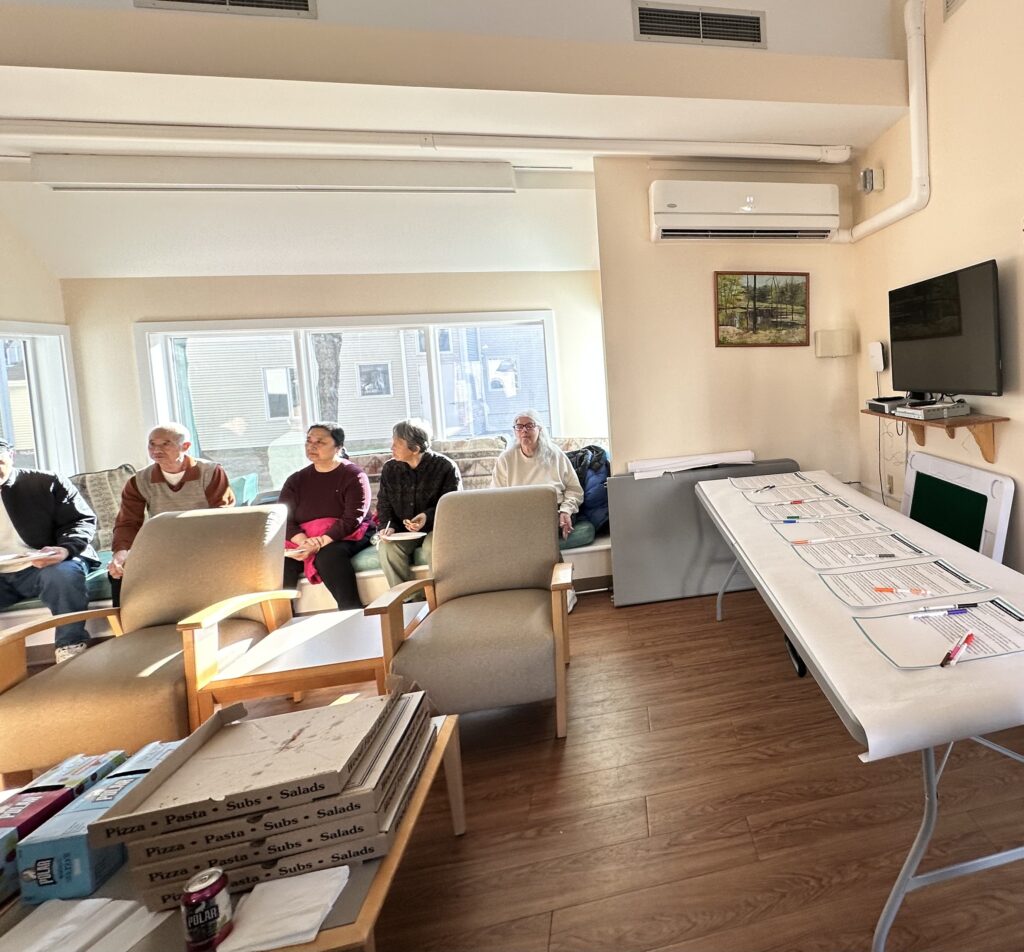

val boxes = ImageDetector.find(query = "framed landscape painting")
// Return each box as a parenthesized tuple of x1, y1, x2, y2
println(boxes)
(715, 271, 810, 347)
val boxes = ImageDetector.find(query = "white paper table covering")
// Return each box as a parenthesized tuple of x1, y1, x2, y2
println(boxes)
(87, 905, 172, 952)
(697, 471, 1024, 762)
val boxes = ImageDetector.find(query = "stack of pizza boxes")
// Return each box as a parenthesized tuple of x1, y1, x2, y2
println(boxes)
(86, 690, 433, 911)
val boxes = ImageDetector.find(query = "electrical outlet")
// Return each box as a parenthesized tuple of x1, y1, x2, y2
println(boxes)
(886, 474, 894, 495)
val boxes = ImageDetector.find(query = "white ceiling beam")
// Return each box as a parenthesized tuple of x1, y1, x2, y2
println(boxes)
(30, 155, 517, 192)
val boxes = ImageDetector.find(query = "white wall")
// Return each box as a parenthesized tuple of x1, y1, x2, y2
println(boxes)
(594, 157, 860, 476)
(852, 0, 1024, 568)
(0, 209, 64, 325)
(61, 270, 607, 470)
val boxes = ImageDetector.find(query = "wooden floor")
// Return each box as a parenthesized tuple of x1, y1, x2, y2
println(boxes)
(254, 591, 1024, 952)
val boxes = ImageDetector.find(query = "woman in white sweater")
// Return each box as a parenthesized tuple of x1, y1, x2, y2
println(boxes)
(491, 409, 584, 540)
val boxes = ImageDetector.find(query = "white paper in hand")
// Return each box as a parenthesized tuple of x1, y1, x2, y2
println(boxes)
(218, 867, 351, 952)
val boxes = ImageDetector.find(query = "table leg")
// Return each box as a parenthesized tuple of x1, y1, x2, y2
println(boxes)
(715, 558, 740, 622)
(443, 720, 467, 836)
(872, 747, 937, 952)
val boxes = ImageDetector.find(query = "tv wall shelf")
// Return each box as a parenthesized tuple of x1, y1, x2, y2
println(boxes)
(861, 410, 1009, 464)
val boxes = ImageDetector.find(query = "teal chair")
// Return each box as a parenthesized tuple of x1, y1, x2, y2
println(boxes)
(229, 472, 259, 506)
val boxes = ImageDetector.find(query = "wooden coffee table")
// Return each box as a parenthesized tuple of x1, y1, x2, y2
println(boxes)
(196, 604, 427, 724)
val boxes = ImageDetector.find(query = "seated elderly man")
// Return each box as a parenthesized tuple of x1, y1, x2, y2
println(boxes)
(376, 419, 461, 591)
(0, 438, 99, 662)
(108, 423, 234, 603)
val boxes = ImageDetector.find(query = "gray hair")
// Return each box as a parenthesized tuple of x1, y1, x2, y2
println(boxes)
(393, 418, 432, 454)
(513, 409, 557, 461)
(149, 422, 191, 445)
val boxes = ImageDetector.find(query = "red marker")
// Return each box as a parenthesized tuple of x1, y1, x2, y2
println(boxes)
(788, 499, 806, 505)
(941, 632, 976, 668)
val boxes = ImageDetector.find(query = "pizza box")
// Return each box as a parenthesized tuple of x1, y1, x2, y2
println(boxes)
(130, 713, 431, 886)
(140, 721, 435, 911)
(126, 692, 427, 865)
(88, 693, 397, 846)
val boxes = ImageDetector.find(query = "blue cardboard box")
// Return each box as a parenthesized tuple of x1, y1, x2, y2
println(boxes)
(0, 828, 17, 904)
(17, 742, 180, 903)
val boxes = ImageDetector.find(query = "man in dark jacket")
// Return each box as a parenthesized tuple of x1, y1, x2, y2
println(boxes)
(0, 439, 99, 662)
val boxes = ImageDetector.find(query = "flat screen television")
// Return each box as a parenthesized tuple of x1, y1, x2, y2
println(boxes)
(888, 259, 1002, 397)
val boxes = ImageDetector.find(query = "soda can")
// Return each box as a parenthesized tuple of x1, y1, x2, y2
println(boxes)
(181, 867, 234, 951)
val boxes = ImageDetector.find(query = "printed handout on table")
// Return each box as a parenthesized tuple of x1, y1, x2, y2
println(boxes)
(855, 598, 1024, 668)
(821, 560, 988, 608)
(773, 513, 891, 542)
(757, 496, 861, 522)
(791, 533, 929, 571)
(729, 472, 813, 491)
(742, 484, 832, 505)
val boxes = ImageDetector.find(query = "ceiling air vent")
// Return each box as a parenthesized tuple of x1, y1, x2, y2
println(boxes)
(134, 0, 316, 19)
(633, 2, 766, 49)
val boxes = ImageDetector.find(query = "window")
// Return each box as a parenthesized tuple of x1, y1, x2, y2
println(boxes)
(0, 325, 79, 473)
(263, 367, 298, 419)
(138, 311, 557, 487)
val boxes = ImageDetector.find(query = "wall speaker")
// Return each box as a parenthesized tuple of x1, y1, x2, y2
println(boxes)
(867, 340, 887, 372)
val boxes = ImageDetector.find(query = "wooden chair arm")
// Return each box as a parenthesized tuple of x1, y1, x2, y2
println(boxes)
(0, 607, 122, 648)
(363, 579, 433, 615)
(177, 590, 298, 631)
(551, 562, 574, 591)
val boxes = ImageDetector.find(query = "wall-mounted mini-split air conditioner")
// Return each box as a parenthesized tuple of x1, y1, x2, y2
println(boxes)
(649, 180, 840, 241)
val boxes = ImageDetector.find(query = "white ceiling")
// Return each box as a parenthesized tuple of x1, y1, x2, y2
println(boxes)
(0, 0, 905, 279)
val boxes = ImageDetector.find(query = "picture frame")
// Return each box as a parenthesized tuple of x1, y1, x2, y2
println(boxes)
(714, 271, 810, 347)
(356, 362, 392, 398)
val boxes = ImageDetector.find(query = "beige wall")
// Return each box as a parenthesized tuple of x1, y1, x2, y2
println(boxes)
(594, 157, 860, 476)
(852, 0, 1024, 567)
(61, 270, 606, 471)
(0, 210, 64, 325)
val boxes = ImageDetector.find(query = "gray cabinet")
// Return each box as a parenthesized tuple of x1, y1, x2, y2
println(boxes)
(607, 459, 799, 607)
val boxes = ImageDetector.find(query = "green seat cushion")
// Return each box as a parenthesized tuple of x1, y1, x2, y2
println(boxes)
(350, 541, 431, 573)
(0, 551, 113, 614)
(560, 518, 596, 550)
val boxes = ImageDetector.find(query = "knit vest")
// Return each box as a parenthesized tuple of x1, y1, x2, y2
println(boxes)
(135, 459, 218, 515)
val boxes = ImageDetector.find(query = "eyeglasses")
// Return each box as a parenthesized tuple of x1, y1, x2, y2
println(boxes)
(513, 423, 538, 432)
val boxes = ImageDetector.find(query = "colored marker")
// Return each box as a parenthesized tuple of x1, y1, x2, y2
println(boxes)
(753, 484, 776, 493)
(788, 499, 806, 505)
(874, 586, 934, 596)
(793, 538, 831, 545)
(853, 553, 897, 559)
(910, 608, 968, 619)
(954, 603, 979, 610)
(940, 632, 975, 668)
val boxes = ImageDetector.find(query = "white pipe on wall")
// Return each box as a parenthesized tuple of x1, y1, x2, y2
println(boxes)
(836, 0, 930, 243)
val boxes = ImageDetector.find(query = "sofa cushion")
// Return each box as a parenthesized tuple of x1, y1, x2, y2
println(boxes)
(560, 518, 596, 550)
(0, 618, 266, 772)
(69, 465, 136, 552)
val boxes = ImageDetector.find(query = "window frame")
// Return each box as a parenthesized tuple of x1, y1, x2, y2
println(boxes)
(134, 310, 561, 443)
(261, 366, 299, 421)
(0, 321, 83, 474)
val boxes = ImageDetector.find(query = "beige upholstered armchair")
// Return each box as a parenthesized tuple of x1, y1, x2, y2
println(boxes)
(0, 506, 295, 785)
(365, 486, 573, 737)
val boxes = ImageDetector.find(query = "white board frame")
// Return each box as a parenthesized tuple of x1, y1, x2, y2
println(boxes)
(902, 452, 1014, 562)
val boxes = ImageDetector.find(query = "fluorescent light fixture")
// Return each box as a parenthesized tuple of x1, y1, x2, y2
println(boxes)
(30, 155, 517, 193)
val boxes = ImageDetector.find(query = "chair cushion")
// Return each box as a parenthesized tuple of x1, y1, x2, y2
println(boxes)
(392, 589, 555, 714)
(432, 487, 559, 604)
(119, 506, 286, 633)
(0, 619, 266, 773)
(351, 543, 429, 573)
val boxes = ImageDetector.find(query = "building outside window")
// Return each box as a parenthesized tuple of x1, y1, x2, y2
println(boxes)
(139, 312, 557, 490)
(0, 325, 79, 474)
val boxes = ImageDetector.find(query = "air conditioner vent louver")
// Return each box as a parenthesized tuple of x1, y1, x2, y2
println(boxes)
(944, 0, 967, 19)
(661, 228, 833, 240)
(634, 3, 765, 48)
(133, 0, 316, 18)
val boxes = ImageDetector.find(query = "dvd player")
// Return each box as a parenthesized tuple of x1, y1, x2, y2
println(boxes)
(866, 397, 907, 415)
(894, 403, 972, 421)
